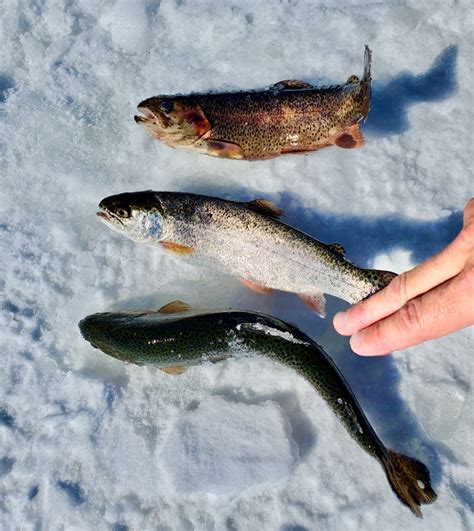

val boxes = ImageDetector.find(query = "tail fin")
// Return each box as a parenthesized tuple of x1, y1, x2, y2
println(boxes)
(362, 45, 372, 87)
(382, 450, 437, 517)
(359, 45, 372, 122)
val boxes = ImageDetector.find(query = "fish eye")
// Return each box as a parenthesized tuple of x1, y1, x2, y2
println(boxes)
(159, 100, 174, 113)
(115, 207, 130, 218)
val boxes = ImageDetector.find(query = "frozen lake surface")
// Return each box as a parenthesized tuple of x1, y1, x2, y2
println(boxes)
(0, 1, 472, 529)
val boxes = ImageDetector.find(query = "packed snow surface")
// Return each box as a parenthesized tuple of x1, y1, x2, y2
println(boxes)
(1, 1, 473, 529)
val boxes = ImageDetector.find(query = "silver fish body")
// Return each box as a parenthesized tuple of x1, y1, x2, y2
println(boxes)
(98, 192, 395, 315)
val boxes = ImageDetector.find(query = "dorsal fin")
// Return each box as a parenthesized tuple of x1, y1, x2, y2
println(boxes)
(248, 199, 283, 218)
(158, 301, 191, 314)
(273, 79, 313, 90)
(328, 243, 346, 257)
(346, 74, 360, 85)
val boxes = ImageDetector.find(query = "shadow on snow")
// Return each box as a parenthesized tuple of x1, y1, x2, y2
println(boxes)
(364, 45, 458, 137)
(170, 180, 464, 490)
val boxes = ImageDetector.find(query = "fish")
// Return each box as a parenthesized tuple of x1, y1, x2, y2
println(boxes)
(97, 191, 396, 317)
(78, 301, 437, 516)
(134, 46, 372, 160)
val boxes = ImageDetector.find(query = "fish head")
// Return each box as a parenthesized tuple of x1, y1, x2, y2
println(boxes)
(97, 191, 167, 244)
(79, 311, 145, 363)
(134, 96, 211, 146)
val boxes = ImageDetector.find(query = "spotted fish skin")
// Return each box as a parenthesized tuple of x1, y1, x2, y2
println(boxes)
(97, 191, 396, 314)
(135, 47, 372, 160)
(79, 307, 437, 516)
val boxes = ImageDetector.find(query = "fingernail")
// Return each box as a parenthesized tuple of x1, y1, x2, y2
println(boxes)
(333, 311, 348, 331)
(350, 331, 365, 351)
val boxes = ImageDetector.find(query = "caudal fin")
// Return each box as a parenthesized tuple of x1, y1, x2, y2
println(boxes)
(362, 45, 372, 87)
(382, 449, 437, 517)
(358, 45, 372, 120)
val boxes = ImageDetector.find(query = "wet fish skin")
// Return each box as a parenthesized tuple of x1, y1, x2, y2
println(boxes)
(134, 47, 372, 160)
(79, 306, 437, 516)
(97, 191, 396, 314)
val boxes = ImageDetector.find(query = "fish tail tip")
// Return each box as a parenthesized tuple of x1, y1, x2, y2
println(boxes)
(363, 45, 372, 82)
(383, 449, 437, 517)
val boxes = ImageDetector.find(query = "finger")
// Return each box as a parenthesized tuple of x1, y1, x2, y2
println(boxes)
(334, 235, 468, 337)
(463, 197, 474, 228)
(349, 269, 474, 356)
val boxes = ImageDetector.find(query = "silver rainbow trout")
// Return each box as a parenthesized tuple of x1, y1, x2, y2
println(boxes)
(79, 301, 437, 516)
(134, 47, 372, 160)
(97, 191, 396, 316)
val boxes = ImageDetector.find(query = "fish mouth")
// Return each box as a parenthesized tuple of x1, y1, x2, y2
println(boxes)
(96, 210, 123, 226)
(134, 106, 172, 129)
(134, 106, 155, 124)
(97, 210, 125, 227)
(97, 211, 110, 221)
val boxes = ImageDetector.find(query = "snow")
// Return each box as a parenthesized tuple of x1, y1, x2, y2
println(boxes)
(0, 0, 472, 529)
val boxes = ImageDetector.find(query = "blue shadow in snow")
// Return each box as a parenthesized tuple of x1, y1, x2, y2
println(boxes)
(279, 192, 462, 268)
(56, 480, 86, 505)
(365, 45, 458, 137)
(0, 73, 15, 104)
(186, 184, 462, 269)
(175, 181, 465, 490)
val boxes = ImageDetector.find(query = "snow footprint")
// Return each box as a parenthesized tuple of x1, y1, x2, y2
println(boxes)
(159, 395, 299, 495)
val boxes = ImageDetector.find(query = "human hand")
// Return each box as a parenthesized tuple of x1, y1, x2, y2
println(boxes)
(334, 198, 474, 356)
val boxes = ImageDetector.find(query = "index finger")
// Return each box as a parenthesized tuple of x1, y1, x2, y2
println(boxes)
(334, 237, 467, 336)
(349, 267, 474, 355)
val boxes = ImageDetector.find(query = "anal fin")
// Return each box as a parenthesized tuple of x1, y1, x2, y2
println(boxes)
(335, 123, 364, 149)
(239, 277, 272, 295)
(160, 241, 194, 255)
(298, 292, 327, 318)
(206, 354, 229, 363)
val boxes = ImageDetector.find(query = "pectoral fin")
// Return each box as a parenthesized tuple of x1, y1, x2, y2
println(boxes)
(298, 291, 327, 318)
(161, 366, 188, 375)
(160, 241, 194, 255)
(205, 140, 244, 159)
(335, 123, 364, 149)
(239, 277, 272, 294)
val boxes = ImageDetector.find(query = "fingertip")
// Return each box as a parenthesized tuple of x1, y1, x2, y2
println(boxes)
(349, 331, 367, 354)
(349, 331, 393, 357)
(333, 311, 349, 334)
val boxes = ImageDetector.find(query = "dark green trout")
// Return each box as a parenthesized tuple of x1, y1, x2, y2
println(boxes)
(134, 47, 371, 160)
(79, 301, 436, 516)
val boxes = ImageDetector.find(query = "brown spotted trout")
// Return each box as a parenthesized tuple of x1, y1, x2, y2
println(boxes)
(79, 302, 437, 516)
(97, 191, 396, 316)
(134, 47, 372, 160)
